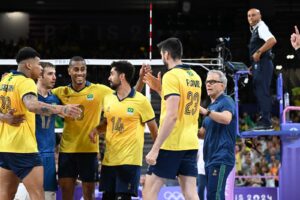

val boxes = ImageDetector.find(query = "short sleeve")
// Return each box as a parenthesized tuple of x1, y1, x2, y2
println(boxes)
(19, 78, 37, 99)
(98, 84, 114, 101)
(140, 98, 155, 123)
(220, 97, 235, 116)
(258, 22, 275, 41)
(51, 87, 59, 96)
(162, 72, 180, 100)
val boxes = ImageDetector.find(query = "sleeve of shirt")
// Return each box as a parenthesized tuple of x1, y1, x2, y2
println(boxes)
(140, 98, 155, 123)
(51, 87, 59, 96)
(258, 21, 275, 41)
(19, 78, 37, 99)
(220, 97, 235, 116)
(162, 71, 180, 100)
(98, 84, 114, 100)
(51, 87, 67, 100)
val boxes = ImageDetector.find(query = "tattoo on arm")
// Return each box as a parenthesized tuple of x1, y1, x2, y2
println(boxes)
(23, 94, 38, 108)
(41, 106, 50, 114)
(23, 94, 36, 101)
(23, 93, 57, 116)
(63, 107, 67, 114)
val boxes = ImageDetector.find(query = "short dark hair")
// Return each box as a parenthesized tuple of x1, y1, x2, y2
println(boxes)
(40, 62, 55, 77)
(16, 47, 40, 64)
(69, 56, 86, 66)
(157, 37, 183, 60)
(40, 62, 55, 70)
(111, 61, 135, 83)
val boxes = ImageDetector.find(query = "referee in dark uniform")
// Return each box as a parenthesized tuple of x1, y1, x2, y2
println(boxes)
(247, 8, 277, 131)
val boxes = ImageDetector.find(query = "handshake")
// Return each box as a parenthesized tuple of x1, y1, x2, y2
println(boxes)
(56, 104, 83, 119)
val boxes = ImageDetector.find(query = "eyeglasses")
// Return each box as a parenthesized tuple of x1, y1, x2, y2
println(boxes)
(205, 80, 223, 85)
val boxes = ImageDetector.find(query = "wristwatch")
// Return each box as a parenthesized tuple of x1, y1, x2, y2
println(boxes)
(206, 108, 211, 116)
(256, 50, 261, 54)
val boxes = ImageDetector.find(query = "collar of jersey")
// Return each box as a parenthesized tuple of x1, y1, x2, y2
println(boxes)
(211, 93, 225, 105)
(10, 70, 27, 77)
(114, 88, 135, 101)
(173, 64, 191, 70)
(38, 91, 53, 98)
(68, 81, 91, 91)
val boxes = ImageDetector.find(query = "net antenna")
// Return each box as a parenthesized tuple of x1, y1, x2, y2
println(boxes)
(146, 2, 153, 101)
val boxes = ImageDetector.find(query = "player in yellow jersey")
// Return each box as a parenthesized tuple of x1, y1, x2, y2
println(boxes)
(0, 47, 81, 200)
(89, 61, 157, 200)
(143, 38, 202, 200)
(52, 57, 150, 200)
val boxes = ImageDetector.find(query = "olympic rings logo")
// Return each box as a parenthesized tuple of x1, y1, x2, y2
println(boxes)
(163, 191, 184, 200)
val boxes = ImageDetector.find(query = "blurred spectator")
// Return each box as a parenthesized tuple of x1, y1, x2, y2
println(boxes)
(235, 144, 242, 173)
(235, 171, 246, 186)
(242, 112, 255, 129)
(241, 152, 252, 175)
(247, 166, 264, 187)
(270, 160, 279, 187)
(261, 165, 275, 187)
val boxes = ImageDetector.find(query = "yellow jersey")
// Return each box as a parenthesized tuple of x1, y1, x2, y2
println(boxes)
(0, 71, 38, 153)
(160, 65, 201, 150)
(52, 82, 113, 152)
(102, 89, 155, 166)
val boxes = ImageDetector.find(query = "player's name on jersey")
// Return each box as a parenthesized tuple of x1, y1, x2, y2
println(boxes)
(186, 79, 201, 88)
(0, 84, 14, 92)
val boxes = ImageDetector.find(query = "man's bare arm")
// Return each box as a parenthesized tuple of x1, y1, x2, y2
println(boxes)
(146, 96, 179, 165)
(146, 119, 158, 141)
(198, 127, 205, 139)
(143, 72, 162, 96)
(23, 94, 81, 118)
(200, 106, 233, 125)
(252, 37, 277, 62)
(135, 64, 152, 92)
(89, 118, 107, 143)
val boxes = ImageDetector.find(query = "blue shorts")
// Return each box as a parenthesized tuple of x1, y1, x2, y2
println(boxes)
(99, 165, 141, 197)
(41, 153, 58, 191)
(58, 153, 98, 182)
(147, 149, 198, 179)
(0, 152, 42, 180)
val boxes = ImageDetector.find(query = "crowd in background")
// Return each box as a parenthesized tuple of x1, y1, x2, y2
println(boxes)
(236, 112, 281, 187)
